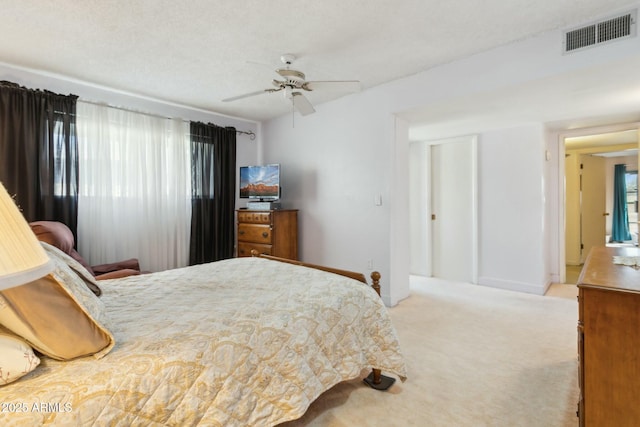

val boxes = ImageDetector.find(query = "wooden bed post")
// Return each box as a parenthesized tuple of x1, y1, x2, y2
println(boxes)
(363, 271, 396, 391)
(370, 271, 381, 296)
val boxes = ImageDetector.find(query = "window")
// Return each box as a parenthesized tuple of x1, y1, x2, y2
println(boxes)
(50, 118, 77, 197)
(626, 170, 638, 237)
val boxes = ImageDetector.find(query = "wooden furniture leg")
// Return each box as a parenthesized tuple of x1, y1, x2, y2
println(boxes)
(363, 271, 396, 391)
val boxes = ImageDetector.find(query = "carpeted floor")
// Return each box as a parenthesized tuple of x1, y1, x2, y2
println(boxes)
(281, 277, 579, 426)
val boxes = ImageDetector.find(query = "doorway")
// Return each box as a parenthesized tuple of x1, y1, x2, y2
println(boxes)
(409, 136, 478, 283)
(562, 127, 639, 284)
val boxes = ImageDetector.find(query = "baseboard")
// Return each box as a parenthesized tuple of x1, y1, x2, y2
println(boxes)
(477, 276, 546, 295)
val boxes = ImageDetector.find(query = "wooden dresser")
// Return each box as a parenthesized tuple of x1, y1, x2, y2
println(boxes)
(236, 209, 298, 260)
(577, 246, 640, 427)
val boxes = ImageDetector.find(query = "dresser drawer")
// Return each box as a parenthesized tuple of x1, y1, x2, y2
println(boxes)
(237, 242, 272, 257)
(237, 211, 272, 224)
(236, 209, 298, 260)
(238, 223, 272, 244)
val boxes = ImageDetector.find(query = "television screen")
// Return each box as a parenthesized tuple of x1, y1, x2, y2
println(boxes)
(239, 164, 280, 200)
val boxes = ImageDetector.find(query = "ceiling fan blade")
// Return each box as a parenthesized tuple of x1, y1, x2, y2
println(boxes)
(222, 88, 280, 102)
(303, 80, 361, 92)
(292, 92, 315, 116)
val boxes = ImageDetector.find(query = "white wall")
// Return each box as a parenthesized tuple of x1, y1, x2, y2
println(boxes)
(476, 125, 547, 293)
(263, 3, 640, 301)
(545, 129, 561, 285)
(262, 93, 396, 301)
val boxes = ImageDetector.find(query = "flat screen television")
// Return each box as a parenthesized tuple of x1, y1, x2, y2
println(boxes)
(239, 164, 280, 200)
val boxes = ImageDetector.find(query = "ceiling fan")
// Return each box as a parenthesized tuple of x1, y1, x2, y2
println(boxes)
(222, 54, 361, 116)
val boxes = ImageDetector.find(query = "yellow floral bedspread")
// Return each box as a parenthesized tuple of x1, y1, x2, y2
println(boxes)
(0, 257, 406, 426)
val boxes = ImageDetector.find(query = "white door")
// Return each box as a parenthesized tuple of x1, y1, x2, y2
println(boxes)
(580, 154, 607, 262)
(430, 137, 477, 282)
(409, 141, 430, 276)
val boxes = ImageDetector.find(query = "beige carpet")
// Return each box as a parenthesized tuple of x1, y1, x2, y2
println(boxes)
(281, 277, 579, 426)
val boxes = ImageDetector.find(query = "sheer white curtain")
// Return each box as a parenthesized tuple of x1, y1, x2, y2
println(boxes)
(76, 102, 191, 272)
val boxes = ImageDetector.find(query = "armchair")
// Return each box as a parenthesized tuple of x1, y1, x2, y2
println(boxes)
(29, 221, 143, 283)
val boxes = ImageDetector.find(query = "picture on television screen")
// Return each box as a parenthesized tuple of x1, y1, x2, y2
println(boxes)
(239, 164, 280, 199)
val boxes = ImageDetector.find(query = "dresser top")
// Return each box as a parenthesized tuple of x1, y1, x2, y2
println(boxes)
(578, 246, 640, 293)
(237, 209, 298, 212)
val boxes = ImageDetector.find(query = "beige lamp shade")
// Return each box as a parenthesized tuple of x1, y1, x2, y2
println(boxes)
(0, 182, 54, 290)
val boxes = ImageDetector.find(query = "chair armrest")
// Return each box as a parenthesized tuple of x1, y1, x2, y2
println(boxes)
(91, 258, 141, 274)
(95, 269, 141, 280)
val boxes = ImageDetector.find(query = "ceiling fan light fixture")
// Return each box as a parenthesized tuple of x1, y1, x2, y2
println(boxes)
(284, 86, 293, 100)
(222, 53, 360, 116)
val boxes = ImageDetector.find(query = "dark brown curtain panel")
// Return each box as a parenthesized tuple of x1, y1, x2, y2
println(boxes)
(189, 122, 236, 265)
(0, 81, 78, 237)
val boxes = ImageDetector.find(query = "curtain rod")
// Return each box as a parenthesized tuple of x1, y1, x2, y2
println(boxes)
(236, 130, 256, 140)
(77, 99, 256, 140)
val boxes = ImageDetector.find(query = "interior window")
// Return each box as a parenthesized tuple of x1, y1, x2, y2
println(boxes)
(625, 170, 638, 241)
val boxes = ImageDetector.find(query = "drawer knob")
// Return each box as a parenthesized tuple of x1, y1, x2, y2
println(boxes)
(262, 231, 269, 238)
(239, 230, 245, 235)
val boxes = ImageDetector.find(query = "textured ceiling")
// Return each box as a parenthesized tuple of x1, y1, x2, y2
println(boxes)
(0, 0, 637, 122)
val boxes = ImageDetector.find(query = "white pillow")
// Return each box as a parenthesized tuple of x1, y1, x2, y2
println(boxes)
(0, 326, 40, 385)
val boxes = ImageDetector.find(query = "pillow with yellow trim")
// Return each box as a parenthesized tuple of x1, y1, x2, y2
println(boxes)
(0, 242, 114, 361)
(0, 325, 40, 385)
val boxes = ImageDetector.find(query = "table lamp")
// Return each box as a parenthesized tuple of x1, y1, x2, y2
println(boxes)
(0, 182, 54, 290)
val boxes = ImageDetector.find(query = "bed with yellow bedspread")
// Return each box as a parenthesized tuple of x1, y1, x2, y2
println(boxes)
(0, 244, 406, 426)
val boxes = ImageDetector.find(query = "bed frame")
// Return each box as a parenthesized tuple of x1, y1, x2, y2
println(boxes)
(251, 250, 396, 391)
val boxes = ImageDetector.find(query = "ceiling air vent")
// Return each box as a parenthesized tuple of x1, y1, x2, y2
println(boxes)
(564, 10, 636, 53)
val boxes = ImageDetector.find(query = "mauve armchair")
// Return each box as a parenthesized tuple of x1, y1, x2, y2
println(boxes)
(29, 221, 143, 282)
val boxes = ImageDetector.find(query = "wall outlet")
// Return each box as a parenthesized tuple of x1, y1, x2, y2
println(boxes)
(367, 259, 374, 270)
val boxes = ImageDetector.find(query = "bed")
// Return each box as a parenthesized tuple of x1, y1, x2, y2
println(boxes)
(0, 242, 407, 426)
